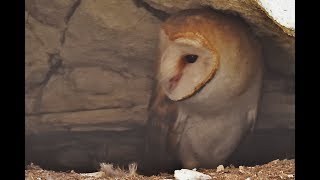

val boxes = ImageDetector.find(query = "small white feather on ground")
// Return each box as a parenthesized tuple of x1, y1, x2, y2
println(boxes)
(174, 169, 212, 180)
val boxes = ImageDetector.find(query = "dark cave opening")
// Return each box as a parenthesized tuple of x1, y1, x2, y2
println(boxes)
(25, 128, 294, 175)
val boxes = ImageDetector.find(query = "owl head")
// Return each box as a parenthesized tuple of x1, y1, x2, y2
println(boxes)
(158, 9, 261, 102)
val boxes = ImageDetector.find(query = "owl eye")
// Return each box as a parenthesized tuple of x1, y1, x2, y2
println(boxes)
(183, 54, 198, 63)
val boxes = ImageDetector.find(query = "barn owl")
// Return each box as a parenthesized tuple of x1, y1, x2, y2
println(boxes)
(144, 9, 263, 173)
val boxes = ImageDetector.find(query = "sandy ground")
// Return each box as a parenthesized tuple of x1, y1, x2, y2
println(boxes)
(25, 159, 294, 180)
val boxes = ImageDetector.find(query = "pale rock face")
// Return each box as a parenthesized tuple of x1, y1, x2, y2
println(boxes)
(25, 0, 79, 29)
(25, 14, 61, 87)
(39, 67, 151, 113)
(257, 0, 295, 30)
(25, 0, 160, 132)
(60, 0, 160, 70)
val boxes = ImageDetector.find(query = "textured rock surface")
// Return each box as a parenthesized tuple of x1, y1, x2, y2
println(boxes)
(25, 0, 294, 171)
(25, 0, 161, 134)
(25, 0, 79, 29)
(25, 14, 61, 87)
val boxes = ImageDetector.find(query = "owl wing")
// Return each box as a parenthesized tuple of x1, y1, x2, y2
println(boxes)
(143, 81, 182, 173)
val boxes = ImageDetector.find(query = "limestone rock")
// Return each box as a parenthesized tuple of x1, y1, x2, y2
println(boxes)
(38, 67, 151, 115)
(26, 0, 160, 135)
(255, 71, 295, 129)
(25, 14, 61, 88)
(60, 0, 161, 77)
(25, 0, 79, 29)
(256, 0, 295, 33)
(25, 86, 42, 115)
(26, 105, 148, 133)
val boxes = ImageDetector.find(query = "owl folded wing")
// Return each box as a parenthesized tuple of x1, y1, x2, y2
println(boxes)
(144, 82, 181, 173)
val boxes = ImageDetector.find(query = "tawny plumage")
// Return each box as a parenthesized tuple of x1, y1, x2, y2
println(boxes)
(144, 9, 263, 173)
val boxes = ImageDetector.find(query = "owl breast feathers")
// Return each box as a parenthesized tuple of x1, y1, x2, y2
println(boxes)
(144, 9, 263, 173)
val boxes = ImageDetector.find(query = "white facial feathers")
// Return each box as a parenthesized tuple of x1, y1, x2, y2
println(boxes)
(158, 33, 218, 101)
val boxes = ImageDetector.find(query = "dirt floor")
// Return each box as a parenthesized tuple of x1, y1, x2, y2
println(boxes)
(25, 159, 294, 180)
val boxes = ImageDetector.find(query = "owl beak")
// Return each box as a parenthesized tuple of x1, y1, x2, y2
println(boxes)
(168, 73, 182, 91)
